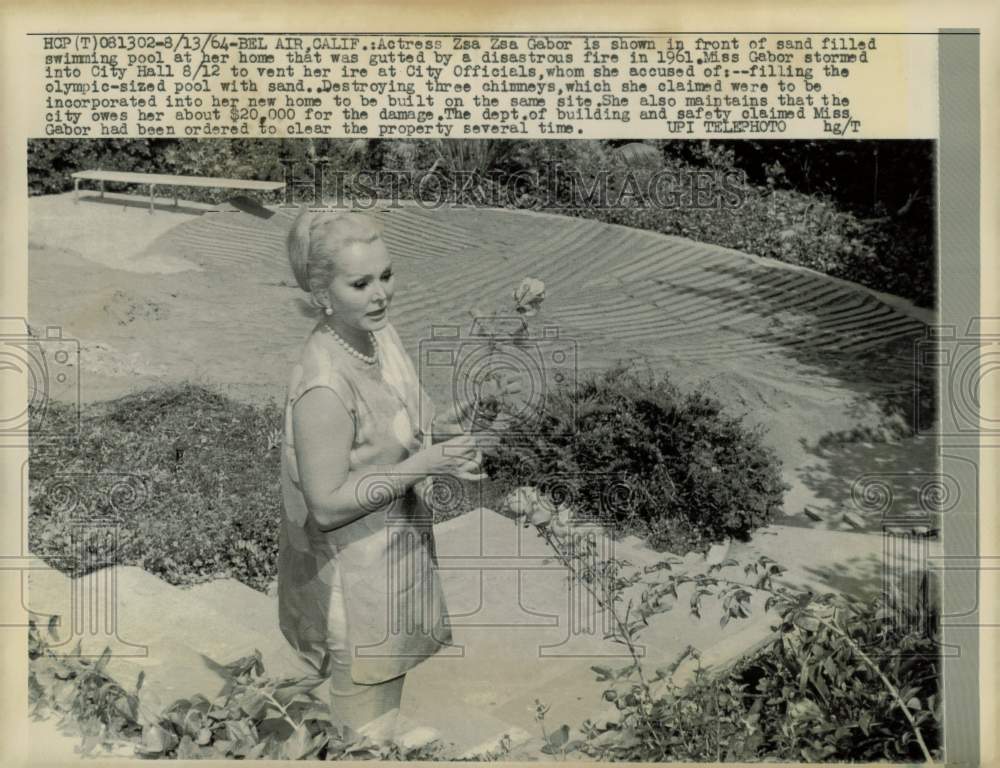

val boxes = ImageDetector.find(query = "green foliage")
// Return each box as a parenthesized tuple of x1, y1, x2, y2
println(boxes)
(28, 616, 144, 756)
(28, 139, 160, 195)
(28, 619, 448, 760)
(29, 384, 283, 592)
(27, 138, 375, 204)
(485, 363, 788, 553)
(658, 138, 936, 307)
(533, 699, 580, 759)
(731, 594, 940, 761)
(528, 525, 941, 763)
(389, 137, 934, 307)
(582, 589, 940, 763)
(571, 158, 930, 305)
(854, 212, 935, 307)
(29, 369, 784, 587)
(29, 138, 934, 306)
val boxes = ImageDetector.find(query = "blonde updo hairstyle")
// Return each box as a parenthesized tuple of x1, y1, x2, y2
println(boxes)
(287, 208, 385, 310)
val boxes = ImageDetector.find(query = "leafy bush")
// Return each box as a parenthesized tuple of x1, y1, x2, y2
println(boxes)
(726, 595, 940, 761)
(29, 139, 161, 196)
(27, 138, 372, 205)
(28, 619, 448, 760)
(29, 385, 283, 592)
(368, 138, 934, 306)
(29, 138, 934, 305)
(539, 148, 929, 304)
(369, 139, 934, 307)
(518, 516, 941, 763)
(484, 363, 787, 552)
(580, 581, 941, 763)
(655, 138, 936, 307)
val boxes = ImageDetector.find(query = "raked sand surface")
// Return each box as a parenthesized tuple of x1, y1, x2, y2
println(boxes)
(22, 190, 943, 753)
(27, 191, 939, 533)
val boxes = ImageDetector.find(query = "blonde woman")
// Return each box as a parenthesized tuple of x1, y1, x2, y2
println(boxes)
(278, 209, 502, 740)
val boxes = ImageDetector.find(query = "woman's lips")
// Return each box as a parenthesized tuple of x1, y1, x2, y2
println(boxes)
(367, 307, 387, 318)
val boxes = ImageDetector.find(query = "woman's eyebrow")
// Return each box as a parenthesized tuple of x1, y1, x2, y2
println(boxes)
(345, 266, 393, 279)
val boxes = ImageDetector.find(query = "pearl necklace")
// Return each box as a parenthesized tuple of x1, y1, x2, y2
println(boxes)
(323, 323, 379, 365)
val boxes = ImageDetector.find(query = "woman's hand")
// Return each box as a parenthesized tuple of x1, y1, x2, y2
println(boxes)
(409, 433, 488, 482)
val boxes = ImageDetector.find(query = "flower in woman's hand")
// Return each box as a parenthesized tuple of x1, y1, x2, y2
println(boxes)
(513, 277, 546, 316)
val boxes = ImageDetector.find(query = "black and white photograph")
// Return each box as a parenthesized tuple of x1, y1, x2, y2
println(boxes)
(16, 133, 954, 762)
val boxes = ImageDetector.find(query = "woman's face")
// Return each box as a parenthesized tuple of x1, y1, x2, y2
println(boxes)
(322, 238, 395, 335)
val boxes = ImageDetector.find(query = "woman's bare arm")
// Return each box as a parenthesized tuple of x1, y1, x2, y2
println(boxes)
(293, 388, 485, 531)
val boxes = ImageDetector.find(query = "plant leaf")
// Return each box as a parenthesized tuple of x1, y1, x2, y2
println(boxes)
(280, 724, 312, 760)
(590, 665, 613, 681)
(548, 724, 570, 748)
(794, 613, 820, 632)
(95, 646, 112, 672)
(245, 740, 269, 759)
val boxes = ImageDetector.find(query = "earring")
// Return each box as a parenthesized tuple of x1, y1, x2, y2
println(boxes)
(323, 307, 334, 317)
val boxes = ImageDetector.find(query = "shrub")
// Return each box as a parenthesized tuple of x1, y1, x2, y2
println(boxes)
(583, 591, 941, 762)
(726, 595, 941, 761)
(522, 521, 942, 763)
(28, 139, 160, 196)
(28, 619, 449, 760)
(484, 363, 787, 552)
(29, 385, 283, 592)
(27, 138, 373, 205)
(29, 138, 935, 306)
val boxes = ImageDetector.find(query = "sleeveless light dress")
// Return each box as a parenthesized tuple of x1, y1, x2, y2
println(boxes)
(278, 321, 453, 685)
